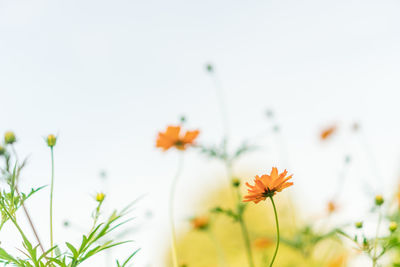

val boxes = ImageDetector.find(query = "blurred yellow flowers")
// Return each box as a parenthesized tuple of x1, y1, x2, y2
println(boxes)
(243, 167, 293, 204)
(156, 125, 199, 151)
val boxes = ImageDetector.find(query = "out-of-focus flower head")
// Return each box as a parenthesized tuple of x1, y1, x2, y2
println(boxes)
(243, 167, 293, 203)
(327, 254, 347, 267)
(4, 131, 16, 145)
(190, 216, 209, 231)
(352, 122, 360, 132)
(46, 134, 57, 147)
(320, 125, 336, 140)
(253, 237, 274, 249)
(327, 201, 337, 214)
(156, 125, 199, 151)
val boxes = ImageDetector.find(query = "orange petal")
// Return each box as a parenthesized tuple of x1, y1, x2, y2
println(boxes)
(182, 130, 200, 143)
(165, 126, 181, 139)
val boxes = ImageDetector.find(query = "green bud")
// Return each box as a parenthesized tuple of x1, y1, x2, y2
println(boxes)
(0, 145, 5, 156)
(232, 178, 240, 187)
(46, 134, 57, 147)
(375, 195, 384, 206)
(389, 221, 398, 233)
(355, 221, 363, 229)
(4, 131, 16, 145)
(206, 64, 213, 73)
(363, 237, 369, 248)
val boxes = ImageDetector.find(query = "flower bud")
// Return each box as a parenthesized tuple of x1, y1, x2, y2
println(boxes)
(355, 221, 363, 229)
(0, 145, 5, 156)
(4, 131, 16, 145)
(96, 192, 105, 202)
(375, 195, 384, 206)
(389, 221, 398, 233)
(46, 134, 57, 147)
(232, 178, 240, 187)
(206, 63, 214, 73)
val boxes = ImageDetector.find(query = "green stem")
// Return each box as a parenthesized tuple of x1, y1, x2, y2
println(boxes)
(372, 207, 382, 267)
(207, 228, 226, 267)
(239, 216, 255, 267)
(50, 147, 55, 257)
(269, 196, 280, 267)
(210, 69, 230, 139)
(9, 145, 46, 255)
(169, 153, 184, 267)
(228, 163, 255, 267)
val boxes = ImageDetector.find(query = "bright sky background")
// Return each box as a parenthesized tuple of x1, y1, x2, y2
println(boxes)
(1, 0, 400, 266)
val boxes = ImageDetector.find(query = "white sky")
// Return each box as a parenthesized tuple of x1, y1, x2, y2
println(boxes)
(1, 0, 400, 266)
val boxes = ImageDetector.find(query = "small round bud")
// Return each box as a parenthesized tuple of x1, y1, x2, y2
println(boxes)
(4, 131, 16, 145)
(352, 122, 360, 132)
(265, 109, 274, 118)
(205, 63, 214, 73)
(389, 221, 398, 233)
(0, 145, 5, 156)
(179, 116, 186, 124)
(232, 178, 240, 187)
(355, 221, 363, 229)
(363, 237, 369, 248)
(63, 220, 70, 227)
(375, 195, 384, 206)
(96, 192, 105, 202)
(46, 134, 57, 147)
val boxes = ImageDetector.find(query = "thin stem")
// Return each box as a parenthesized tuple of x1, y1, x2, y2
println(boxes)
(210, 70, 230, 139)
(225, 161, 237, 202)
(49, 147, 55, 257)
(228, 163, 254, 267)
(269, 196, 280, 267)
(207, 228, 226, 267)
(9, 145, 46, 255)
(239, 216, 255, 267)
(15, 187, 46, 254)
(0, 201, 29, 242)
(169, 153, 184, 267)
(372, 207, 382, 267)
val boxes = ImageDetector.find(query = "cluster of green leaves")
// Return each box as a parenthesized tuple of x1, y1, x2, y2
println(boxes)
(0, 138, 139, 267)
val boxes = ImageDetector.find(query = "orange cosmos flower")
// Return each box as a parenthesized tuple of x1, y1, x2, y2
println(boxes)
(253, 237, 274, 249)
(243, 167, 293, 203)
(327, 201, 337, 214)
(327, 254, 347, 267)
(190, 216, 209, 230)
(156, 125, 199, 151)
(320, 126, 336, 140)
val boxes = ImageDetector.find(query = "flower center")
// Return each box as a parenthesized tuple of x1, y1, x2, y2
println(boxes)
(262, 188, 275, 198)
(174, 140, 185, 149)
